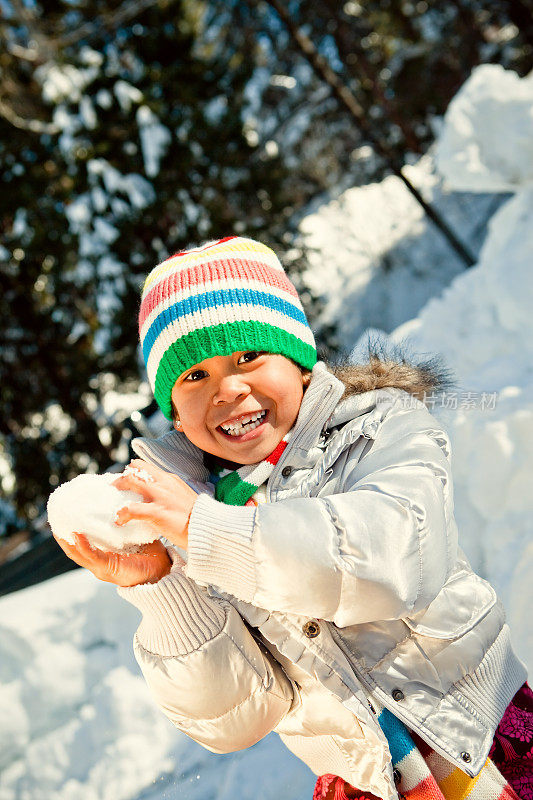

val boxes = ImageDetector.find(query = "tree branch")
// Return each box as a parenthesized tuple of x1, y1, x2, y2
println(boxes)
(256, 0, 477, 268)
(56, 0, 178, 47)
(0, 97, 60, 134)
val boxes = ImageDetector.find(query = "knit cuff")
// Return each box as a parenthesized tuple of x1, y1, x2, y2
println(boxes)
(117, 550, 227, 657)
(186, 493, 257, 602)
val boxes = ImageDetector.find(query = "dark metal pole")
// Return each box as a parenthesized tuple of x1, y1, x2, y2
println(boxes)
(259, 0, 477, 268)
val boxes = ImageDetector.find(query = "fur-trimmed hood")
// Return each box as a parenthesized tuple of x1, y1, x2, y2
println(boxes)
(328, 337, 455, 404)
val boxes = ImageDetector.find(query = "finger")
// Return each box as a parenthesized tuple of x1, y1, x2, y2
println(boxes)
(73, 533, 110, 563)
(115, 501, 162, 526)
(53, 534, 93, 568)
(112, 473, 154, 500)
(120, 461, 191, 501)
(140, 540, 167, 557)
(127, 459, 163, 479)
(53, 532, 84, 554)
(72, 535, 125, 582)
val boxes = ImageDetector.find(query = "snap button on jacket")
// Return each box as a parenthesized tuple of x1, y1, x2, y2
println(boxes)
(303, 620, 321, 638)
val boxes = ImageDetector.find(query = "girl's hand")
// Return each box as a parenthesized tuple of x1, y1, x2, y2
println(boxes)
(53, 533, 172, 587)
(111, 459, 198, 550)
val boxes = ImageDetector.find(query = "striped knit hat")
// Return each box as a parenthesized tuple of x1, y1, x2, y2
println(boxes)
(139, 236, 317, 419)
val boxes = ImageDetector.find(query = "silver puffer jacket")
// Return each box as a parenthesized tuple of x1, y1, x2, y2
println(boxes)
(118, 360, 526, 800)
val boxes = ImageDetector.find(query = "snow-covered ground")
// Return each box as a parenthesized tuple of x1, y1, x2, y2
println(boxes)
(1, 64, 531, 800)
(0, 571, 314, 800)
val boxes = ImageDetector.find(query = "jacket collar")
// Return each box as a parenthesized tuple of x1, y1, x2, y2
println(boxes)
(131, 426, 209, 481)
(291, 361, 345, 448)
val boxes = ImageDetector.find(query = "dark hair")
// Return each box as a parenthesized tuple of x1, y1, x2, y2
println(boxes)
(171, 398, 179, 423)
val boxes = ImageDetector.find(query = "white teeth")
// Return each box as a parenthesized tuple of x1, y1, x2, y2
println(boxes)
(220, 410, 266, 436)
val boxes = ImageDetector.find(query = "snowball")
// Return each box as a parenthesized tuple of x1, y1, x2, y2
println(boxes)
(47, 472, 158, 553)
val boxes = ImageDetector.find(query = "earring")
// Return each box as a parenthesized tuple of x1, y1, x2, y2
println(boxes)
(175, 420, 182, 430)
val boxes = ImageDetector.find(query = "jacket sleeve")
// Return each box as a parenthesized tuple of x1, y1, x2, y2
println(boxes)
(117, 552, 295, 753)
(185, 399, 458, 627)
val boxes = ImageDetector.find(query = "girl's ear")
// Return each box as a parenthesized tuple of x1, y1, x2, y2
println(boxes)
(171, 396, 182, 429)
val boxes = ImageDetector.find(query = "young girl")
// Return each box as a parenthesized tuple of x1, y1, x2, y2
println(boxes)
(55, 236, 531, 800)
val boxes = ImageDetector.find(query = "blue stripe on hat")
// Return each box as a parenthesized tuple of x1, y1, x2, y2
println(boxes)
(142, 287, 309, 364)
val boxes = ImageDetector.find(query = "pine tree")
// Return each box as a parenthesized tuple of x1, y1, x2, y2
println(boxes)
(0, 0, 303, 534)
(0, 0, 530, 541)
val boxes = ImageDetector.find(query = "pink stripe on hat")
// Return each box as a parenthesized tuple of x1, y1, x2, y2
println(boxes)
(138, 258, 299, 331)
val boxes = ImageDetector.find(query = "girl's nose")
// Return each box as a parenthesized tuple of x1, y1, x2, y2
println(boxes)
(213, 374, 251, 405)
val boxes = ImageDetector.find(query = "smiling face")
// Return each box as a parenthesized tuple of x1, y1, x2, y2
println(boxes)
(170, 351, 309, 465)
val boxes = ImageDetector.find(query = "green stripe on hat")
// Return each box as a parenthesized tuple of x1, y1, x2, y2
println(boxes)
(154, 321, 317, 419)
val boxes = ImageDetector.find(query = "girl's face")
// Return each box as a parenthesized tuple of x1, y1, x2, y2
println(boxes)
(171, 351, 309, 465)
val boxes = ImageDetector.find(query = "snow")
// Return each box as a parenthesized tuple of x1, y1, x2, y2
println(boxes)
(0, 572, 314, 800)
(11, 208, 31, 240)
(96, 89, 113, 110)
(1, 64, 531, 800)
(87, 159, 155, 209)
(64, 160, 155, 353)
(65, 196, 92, 232)
(46, 472, 156, 551)
(79, 47, 105, 69)
(114, 80, 144, 113)
(36, 62, 100, 104)
(203, 95, 228, 125)
(299, 153, 501, 348)
(137, 106, 172, 178)
(383, 65, 533, 672)
(53, 105, 83, 159)
(98, 382, 153, 424)
(0, 447, 15, 495)
(435, 64, 533, 192)
(41, 402, 75, 445)
(79, 95, 97, 130)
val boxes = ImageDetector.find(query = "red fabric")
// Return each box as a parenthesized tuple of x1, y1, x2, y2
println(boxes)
(489, 682, 533, 800)
(265, 437, 288, 465)
(313, 683, 533, 800)
(313, 773, 383, 800)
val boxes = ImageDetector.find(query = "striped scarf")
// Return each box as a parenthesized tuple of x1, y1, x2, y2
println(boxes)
(314, 696, 524, 800)
(209, 433, 290, 506)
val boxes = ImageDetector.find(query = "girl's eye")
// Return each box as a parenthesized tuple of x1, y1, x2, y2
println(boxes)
(185, 369, 207, 382)
(238, 351, 264, 364)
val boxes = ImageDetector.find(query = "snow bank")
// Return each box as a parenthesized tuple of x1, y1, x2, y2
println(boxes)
(299, 154, 501, 349)
(386, 65, 533, 672)
(435, 64, 533, 193)
(0, 571, 314, 800)
(303, 64, 532, 671)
